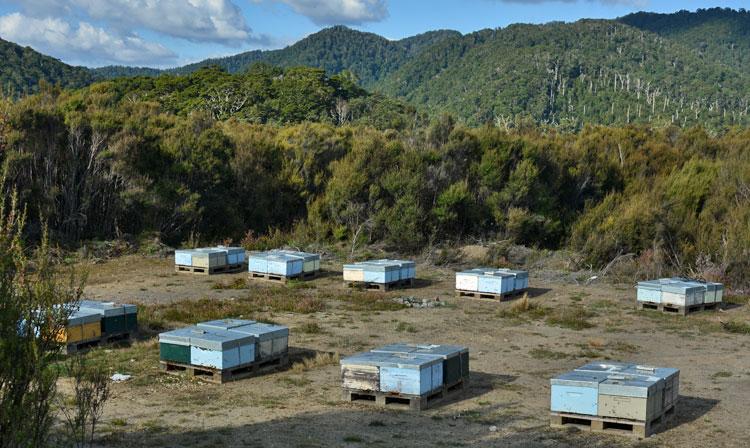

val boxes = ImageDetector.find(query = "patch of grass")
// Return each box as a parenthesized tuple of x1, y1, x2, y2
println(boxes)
(368, 420, 387, 427)
(211, 278, 249, 290)
(61, 340, 161, 387)
(721, 320, 750, 334)
(278, 376, 312, 387)
(395, 321, 417, 333)
(296, 322, 324, 334)
(529, 348, 570, 360)
(546, 306, 596, 330)
(110, 418, 128, 427)
(711, 371, 732, 379)
(340, 292, 407, 312)
(343, 435, 364, 443)
(724, 295, 749, 305)
(497, 294, 548, 319)
(290, 352, 340, 374)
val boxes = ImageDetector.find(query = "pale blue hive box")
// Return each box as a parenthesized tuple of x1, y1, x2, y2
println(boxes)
(372, 343, 469, 385)
(215, 246, 245, 265)
(550, 371, 608, 416)
(704, 281, 724, 303)
(623, 365, 680, 409)
(197, 318, 256, 331)
(378, 353, 444, 396)
(230, 322, 289, 359)
(188, 328, 256, 370)
(662, 281, 705, 306)
(635, 278, 678, 303)
(497, 269, 529, 291)
(477, 271, 515, 295)
(271, 249, 321, 273)
(248, 252, 304, 276)
(175, 248, 227, 268)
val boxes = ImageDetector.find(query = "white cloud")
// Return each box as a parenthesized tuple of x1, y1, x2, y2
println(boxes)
(271, 0, 389, 25)
(0, 13, 177, 66)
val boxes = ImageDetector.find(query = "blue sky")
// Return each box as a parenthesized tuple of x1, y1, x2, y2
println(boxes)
(0, 0, 746, 68)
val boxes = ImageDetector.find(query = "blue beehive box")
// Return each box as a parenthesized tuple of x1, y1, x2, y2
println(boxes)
(197, 318, 256, 331)
(230, 323, 289, 359)
(188, 328, 256, 370)
(372, 343, 469, 386)
(662, 281, 705, 306)
(344, 261, 401, 284)
(703, 281, 724, 303)
(215, 246, 245, 265)
(248, 252, 303, 276)
(477, 271, 515, 295)
(497, 269, 529, 291)
(550, 371, 608, 416)
(175, 248, 227, 268)
(271, 249, 321, 273)
(378, 353, 444, 396)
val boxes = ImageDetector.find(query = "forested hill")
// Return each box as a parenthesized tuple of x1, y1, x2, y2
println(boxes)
(619, 8, 750, 73)
(0, 38, 93, 95)
(171, 27, 462, 88)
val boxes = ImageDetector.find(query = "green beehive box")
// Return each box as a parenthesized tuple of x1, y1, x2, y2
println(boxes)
(158, 328, 193, 364)
(79, 300, 137, 336)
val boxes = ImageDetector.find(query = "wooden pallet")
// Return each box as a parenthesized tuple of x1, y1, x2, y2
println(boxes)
(175, 263, 246, 275)
(456, 288, 527, 301)
(344, 278, 414, 292)
(64, 332, 133, 354)
(159, 353, 289, 384)
(248, 270, 318, 284)
(636, 300, 721, 316)
(342, 377, 467, 411)
(550, 404, 675, 439)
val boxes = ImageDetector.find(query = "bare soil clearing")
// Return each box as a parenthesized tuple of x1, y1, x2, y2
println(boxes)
(78, 255, 750, 448)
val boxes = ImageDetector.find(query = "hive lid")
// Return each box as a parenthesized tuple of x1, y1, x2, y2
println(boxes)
(230, 322, 289, 340)
(662, 281, 704, 294)
(413, 344, 468, 358)
(496, 268, 529, 278)
(550, 371, 608, 387)
(341, 351, 398, 367)
(197, 318, 256, 330)
(599, 374, 664, 397)
(382, 352, 444, 369)
(188, 328, 255, 350)
(214, 246, 245, 254)
(370, 344, 419, 354)
(158, 327, 194, 345)
(271, 249, 320, 261)
(78, 300, 126, 317)
(68, 309, 101, 326)
(624, 365, 679, 381)
(575, 361, 634, 374)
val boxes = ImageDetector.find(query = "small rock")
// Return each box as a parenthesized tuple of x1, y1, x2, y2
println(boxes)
(489, 425, 498, 433)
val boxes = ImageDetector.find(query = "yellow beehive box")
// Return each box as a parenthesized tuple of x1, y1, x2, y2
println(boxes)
(56, 310, 102, 343)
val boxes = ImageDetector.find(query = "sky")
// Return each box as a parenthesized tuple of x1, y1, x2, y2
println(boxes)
(0, 0, 746, 68)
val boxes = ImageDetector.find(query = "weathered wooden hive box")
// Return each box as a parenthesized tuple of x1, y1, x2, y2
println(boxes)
(215, 246, 246, 265)
(661, 281, 705, 307)
(248, 252, 304, 276)
(271, 249, 321, 273)
(340, 352, 392, 391)
(624, 365, 680, 410)
(158, 327, 194, 364)
(57, 308, 101, 344)
(550, 371, 609, 416)
(188, 328, 256, 370)
(175, 248, 227, 268)
(497, 268, 529, 291)
(343, 261, 400, 284)
(371, 343, 469, 386)
(597, 374, 664, 421)
(229, 322, 289, 360)
(79, 300, 137, 336)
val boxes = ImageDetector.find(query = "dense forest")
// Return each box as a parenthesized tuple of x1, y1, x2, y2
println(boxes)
(1, 71, 748, 287)
(2, 9, 750, 129)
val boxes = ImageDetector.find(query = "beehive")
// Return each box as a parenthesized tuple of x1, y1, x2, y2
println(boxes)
(188, 328, 256, 370)
(57, 309, 101, 344)
(550, 371, 608, 416)
(79, 300, 138, 336)
(343, 261, 400, 284)
(703, 282, 724, 303)
(597, 374, 665, 421)
(371, 343, 469, 386)
(215, 246, 246, 265)
(229, 322, 289, 360)
(158, 327, 193, 364)
(661, 281, 705, 306)
(624, 365, 680, 410)
(340, 352, 391, 391)
(197, 318, 256, 331)
(497, 269, 529, 291)
(248, 252, 304, 277)
(271, 250, 321, 273)
(636, 279, 673, 303)
(175, 248, 227, 268)
(378, 353, 444, 396)
(456, 268, 518, 294)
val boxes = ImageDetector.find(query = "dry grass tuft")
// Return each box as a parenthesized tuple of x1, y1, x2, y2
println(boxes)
(290, 352, 340, 374)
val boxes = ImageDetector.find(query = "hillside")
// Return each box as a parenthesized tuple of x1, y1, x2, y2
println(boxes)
(0, 37, 93, 95)
(172, 27, 461, 88)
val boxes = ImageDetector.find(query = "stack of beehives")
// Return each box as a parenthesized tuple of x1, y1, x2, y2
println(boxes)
(636, 277, 723, 313)
(158, 319, 289, 382)
(56, 300, 138, 350)
(248, 249, 321, 281)
(340, 343, 469, 410)
(343, 259, 416, 289)
(174, 246, 246, 274)
(455, 268, 529, 298)
(550, 362, 679, 436)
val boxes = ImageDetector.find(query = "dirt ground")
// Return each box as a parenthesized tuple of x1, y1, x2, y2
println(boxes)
(77, 255, 750, 448)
